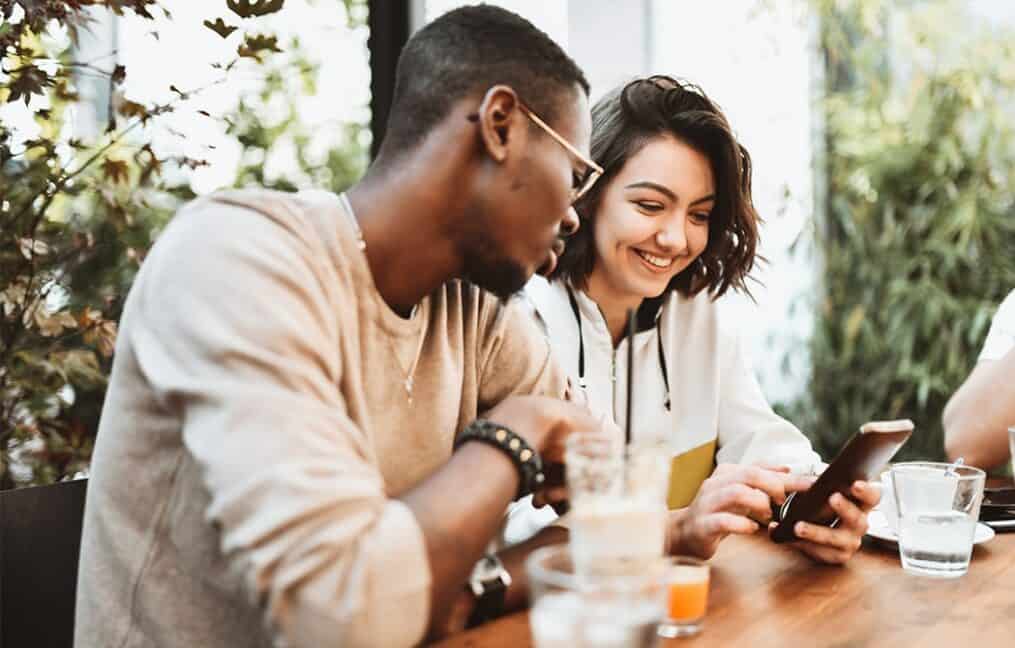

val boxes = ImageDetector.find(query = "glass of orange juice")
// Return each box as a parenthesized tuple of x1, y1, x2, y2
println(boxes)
(657, 556, 710, 638)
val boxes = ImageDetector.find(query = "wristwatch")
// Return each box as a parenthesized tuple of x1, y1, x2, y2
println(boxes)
(466, 553, 512, 628)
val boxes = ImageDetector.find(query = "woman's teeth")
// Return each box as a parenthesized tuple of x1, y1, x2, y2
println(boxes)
(636, 250, 673, 268)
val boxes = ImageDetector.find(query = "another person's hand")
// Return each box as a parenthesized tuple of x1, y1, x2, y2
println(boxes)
(667, 463, 815, 559)
(782, 480, 879, 565)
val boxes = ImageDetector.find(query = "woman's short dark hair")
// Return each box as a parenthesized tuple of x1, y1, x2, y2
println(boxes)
(551, 75, 759, 302)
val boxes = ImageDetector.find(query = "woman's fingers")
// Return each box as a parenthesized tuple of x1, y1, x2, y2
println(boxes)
(707, 465, 805, 509)
(702, 511, 761, 537)
(703, 482, 774, 524)
(849, 481, 881, 510)
(829, 492, 869, 533)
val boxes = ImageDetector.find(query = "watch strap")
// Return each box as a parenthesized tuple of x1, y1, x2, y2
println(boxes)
(466, 553, 511, 628)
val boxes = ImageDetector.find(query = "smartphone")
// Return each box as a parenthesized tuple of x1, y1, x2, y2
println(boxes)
(769, 419, 914, 544)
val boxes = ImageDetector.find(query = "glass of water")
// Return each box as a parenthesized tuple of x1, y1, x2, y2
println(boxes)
(527, 544, 665, 648)
(891, 461, 985, 578)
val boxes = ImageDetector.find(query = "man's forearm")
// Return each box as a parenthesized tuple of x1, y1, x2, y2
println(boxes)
(400, 441, 520, 636)
(944, 351, 1015, 468)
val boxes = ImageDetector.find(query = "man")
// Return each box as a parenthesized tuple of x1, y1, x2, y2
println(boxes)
(76, 6, 600, 647)
(944, 289, 1015, 469)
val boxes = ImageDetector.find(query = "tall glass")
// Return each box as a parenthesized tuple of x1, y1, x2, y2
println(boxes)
(891, 461, 985, 578)
(526, 544, 664, 648)
(566, 435, 670, 577)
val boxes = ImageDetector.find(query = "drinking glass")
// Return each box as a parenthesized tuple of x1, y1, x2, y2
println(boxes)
(656, 556, 710, 638)
(891, 461, 985, 578)
(527, 544, 665, 648)
(566, 436, 670, 577)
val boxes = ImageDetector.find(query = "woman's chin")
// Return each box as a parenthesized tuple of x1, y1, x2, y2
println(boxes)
(620, 276, 672, 301)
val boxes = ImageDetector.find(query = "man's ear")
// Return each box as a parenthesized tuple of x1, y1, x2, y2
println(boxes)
(476, 85, 524, 163)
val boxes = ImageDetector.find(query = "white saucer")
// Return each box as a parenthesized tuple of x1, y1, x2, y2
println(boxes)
(865, 509, 995, 546)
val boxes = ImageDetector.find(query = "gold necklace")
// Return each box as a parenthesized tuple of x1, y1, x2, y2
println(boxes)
(340, 192, 425, 404)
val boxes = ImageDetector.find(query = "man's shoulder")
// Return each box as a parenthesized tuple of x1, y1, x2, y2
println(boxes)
(994, 289, 1015, 329)
(183, 188, 339, 235)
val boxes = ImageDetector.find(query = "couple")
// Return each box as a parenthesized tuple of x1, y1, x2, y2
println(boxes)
(75, 6, 878, 648)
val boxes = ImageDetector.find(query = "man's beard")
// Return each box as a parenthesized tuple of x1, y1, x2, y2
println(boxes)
(461, 244, 529, 300)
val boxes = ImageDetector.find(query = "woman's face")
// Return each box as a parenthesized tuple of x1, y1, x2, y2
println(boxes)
(590, 135, 715, 301)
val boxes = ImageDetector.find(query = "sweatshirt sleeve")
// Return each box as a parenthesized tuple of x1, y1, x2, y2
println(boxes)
(126, 198, 430, 648)
(714, 330, 823, 474)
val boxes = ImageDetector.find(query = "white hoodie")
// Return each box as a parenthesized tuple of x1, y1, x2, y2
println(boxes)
(505, 277, 822, 543)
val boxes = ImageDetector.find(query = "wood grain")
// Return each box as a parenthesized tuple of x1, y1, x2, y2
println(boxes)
(430, 528, 1015, 647)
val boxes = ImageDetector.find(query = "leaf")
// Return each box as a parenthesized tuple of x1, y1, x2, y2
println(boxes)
(51, 350, 104, 385)
(0, 281, 28, 317)
(77, 307, 104, 330)
(843, 305, 865, 344)
(227, 0, 285, 19)
(111, 64, 126, 85)
(237, 34, 282, 62)
(169, 85, 187, 99)
(86, 320, 118, 358)
(203, 18, 239, 39)
(117, 97, 151, 123)
(17, 238, 50, 260)
(101, 158, 130, 184)
(6, 65, 54, 106)
(35, 310, 78, 338)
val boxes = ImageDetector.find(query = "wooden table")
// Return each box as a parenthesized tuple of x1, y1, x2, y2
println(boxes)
(431, 528, 1015, 647)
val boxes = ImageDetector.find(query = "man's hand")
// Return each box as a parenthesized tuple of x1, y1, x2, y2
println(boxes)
(484, 395, 604, 510)
(784, 480, 879, 565)
(483, 395, 602, 461)
(667, 463, 815, 559)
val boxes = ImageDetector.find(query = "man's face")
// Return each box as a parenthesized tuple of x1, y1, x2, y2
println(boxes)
(461, 86, 591, 299)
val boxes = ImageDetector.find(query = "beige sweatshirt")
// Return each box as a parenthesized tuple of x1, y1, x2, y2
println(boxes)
(74, 189, 565, 648)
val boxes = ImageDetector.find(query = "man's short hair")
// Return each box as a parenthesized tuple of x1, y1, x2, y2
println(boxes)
(377, 4, 589, 160)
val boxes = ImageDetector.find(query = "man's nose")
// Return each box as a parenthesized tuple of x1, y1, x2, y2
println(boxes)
(560, 206, 580, 237)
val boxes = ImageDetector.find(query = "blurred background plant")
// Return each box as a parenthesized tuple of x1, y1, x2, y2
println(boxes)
(0, 0, 368, 489)
(776, 0, 1015, 463)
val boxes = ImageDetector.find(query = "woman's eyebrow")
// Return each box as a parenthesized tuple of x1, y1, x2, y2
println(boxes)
(624, 181, 676, 200)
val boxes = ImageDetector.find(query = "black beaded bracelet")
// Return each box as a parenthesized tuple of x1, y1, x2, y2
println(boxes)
(454, 419, 545, 499)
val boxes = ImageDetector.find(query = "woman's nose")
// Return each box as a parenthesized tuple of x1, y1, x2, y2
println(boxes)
(655, 216, 688, 252)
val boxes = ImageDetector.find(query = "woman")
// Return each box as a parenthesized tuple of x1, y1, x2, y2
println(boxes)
(514, 76, 879, 564)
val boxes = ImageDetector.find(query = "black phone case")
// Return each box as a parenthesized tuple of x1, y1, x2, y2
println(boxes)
(770, 422, 913, 543)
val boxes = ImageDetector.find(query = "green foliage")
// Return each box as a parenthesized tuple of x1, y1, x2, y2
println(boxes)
(781, 0, 1015, 462)
(229, 42, 368, 194)
(0, 0, 369, 488)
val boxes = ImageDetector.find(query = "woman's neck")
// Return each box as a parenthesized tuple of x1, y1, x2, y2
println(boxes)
(584, 272, 644, 347)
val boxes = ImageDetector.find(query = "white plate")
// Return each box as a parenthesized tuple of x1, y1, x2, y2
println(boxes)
(865, 509, 995, 546)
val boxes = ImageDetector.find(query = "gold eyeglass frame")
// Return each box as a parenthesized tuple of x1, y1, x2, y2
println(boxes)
(518, 102, 604, 204)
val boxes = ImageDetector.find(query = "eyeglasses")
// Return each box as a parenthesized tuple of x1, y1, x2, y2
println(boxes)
(518, 103, 604, 204)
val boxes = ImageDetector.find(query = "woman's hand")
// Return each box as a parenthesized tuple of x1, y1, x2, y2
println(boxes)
(783, 480, 880, 565)
(667, 463, 815, 559)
